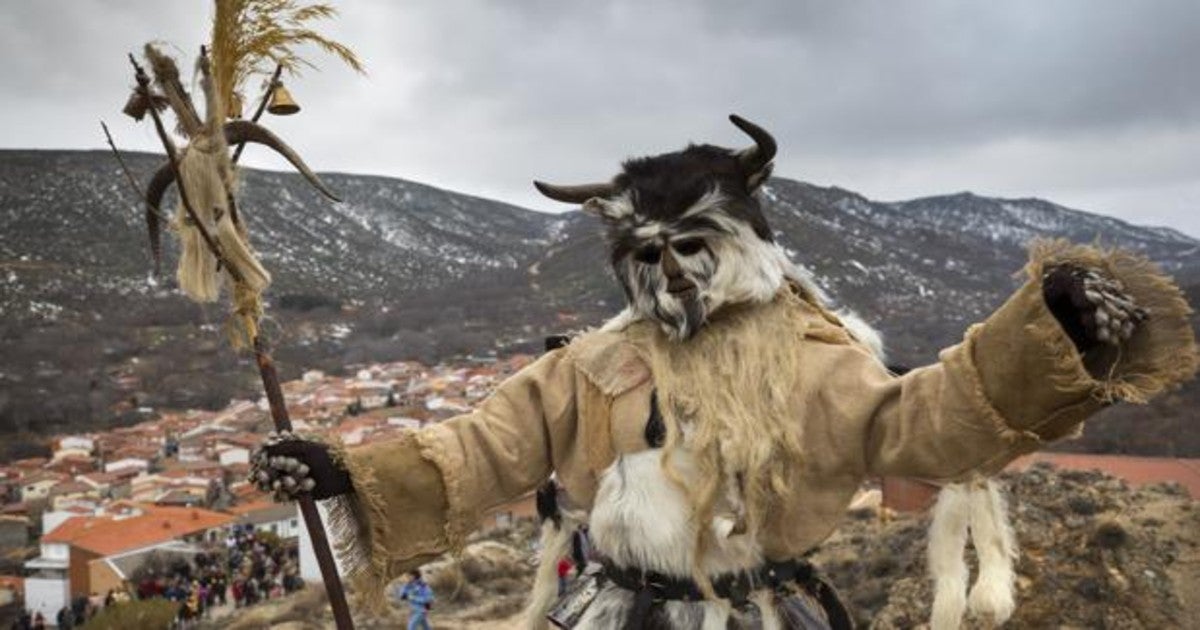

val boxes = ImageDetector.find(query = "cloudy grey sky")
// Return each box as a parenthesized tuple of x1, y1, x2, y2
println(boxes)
(3, 1, 1199, 237)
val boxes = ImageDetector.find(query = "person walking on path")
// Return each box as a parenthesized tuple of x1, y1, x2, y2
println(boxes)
(398, 569, 434, 630)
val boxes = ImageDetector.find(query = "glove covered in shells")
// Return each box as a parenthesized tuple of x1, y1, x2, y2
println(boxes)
(1043, 264, 1149, 353)
(249, 431, 353, 501)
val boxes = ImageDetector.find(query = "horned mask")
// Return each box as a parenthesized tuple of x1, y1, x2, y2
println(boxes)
(535, 115, 791, 341)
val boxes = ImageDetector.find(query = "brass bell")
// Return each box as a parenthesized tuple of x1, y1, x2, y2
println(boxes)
(122, 90, 150, 121)
(266, 82, 300, 115)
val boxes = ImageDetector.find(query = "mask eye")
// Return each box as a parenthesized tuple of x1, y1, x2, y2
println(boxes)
(633, 246, 662, 265)
(672, 239, 705, 256)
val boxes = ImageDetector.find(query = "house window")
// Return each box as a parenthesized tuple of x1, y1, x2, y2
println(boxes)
(290, 519, 298, 529)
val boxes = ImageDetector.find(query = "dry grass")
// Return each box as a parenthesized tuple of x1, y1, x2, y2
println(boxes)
(222, 586, 328, 630)
(81, 599, 178, 630)
(209, 0, 365, 111)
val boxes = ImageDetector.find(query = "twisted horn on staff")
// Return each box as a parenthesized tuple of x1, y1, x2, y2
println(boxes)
(146, 120, 342, 210)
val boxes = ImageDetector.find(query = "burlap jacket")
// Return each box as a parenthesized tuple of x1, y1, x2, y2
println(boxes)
(335, 241, 1196, 603)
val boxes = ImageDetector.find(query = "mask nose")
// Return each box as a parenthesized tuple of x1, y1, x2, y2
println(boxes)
(661, 248, 695, 294)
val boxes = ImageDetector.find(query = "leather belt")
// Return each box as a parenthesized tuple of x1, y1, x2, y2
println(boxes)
(601, 557, 814, 606)
(601, 557, 853, 629)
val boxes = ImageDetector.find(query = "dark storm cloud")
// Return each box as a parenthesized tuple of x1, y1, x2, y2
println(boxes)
(2, 1, 1198, 237)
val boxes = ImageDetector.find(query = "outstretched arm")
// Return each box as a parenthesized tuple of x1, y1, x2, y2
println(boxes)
(815, 240, 1196, 481)
(253, 347, 581, 610)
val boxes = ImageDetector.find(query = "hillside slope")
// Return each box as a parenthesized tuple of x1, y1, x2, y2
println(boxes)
(0, 149, 1196, 454)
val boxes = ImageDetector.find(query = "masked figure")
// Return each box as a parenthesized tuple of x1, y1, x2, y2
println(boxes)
(253, 116, 1196, 629)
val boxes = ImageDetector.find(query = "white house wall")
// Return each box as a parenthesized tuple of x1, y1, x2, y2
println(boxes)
(39, 542, 70, 561)
(25, 576, 69, 622)
(218, 447, 250, 466)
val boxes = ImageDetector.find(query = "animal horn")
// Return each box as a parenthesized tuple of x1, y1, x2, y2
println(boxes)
(730, 114, 777, 174)
(533, 180, 617, 204)
(144, 163, 177, 274)
(222, 120, 341, 202)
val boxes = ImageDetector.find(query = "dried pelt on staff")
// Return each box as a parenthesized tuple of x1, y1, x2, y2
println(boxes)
(146, 44, 270, 304)
(173, 139, 270, 302)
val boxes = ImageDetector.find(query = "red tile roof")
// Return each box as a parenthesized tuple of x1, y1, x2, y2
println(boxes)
(42, 504, 233, 556)
(225, 500, 275, 515)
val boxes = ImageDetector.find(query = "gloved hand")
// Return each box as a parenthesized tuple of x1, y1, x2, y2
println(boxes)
(1043, 264, 1149, 353)
(249, 431, 353, 501)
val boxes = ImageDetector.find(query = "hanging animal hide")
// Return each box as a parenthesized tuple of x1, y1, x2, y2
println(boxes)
(172, 135, 270, 302)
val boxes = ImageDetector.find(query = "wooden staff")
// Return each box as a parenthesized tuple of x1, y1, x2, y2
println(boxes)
(128, 53, 355, 630)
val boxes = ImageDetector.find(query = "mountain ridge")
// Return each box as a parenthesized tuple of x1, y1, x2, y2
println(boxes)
(0, 149, 1196, 456)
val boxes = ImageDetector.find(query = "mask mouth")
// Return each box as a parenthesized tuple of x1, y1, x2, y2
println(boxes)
(665, 271, 698, 292)
(668, 283, 698, 298)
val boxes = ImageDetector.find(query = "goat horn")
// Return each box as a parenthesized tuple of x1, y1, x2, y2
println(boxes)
(533, 180, 617, 204)
(730, 114, 777, 174)
(223, 121, 341, 202)
(144, 162, 176, 274)
(142, 123, 341, 217)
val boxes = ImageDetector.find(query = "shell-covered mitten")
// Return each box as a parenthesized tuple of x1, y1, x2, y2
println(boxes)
(249, 431, 352, 501)
(1042, 264, 1148, 353)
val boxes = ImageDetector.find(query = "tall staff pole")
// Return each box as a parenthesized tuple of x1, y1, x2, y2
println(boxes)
(128, 54, 355, 630)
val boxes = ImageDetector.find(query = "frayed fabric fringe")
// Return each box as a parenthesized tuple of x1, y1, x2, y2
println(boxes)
(1025, 239, 1198, 405)
(326, 431, 468, 613)
(327, 439, 397, 614)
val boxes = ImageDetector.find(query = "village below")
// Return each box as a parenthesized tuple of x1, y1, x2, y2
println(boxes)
(0, 352, 544, 628)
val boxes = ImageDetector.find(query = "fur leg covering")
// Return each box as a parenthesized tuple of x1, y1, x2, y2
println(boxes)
(523, 513, 581, 629)
(928, 483, 971, 630)
(966, 479, 1017, 625)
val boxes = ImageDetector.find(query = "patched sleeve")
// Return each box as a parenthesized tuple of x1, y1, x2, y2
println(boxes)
(825, 241, 1196, 481)
(330, 348, 577, 610)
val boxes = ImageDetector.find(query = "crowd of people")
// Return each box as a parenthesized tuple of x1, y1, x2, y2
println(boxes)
(11, 525, 304, 629)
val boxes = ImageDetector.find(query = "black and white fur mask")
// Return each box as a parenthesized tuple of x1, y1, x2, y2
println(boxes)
(536, 115, 828, 342)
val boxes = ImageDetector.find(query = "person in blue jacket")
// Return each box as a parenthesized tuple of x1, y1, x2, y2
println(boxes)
(397, 569, 434, 630)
